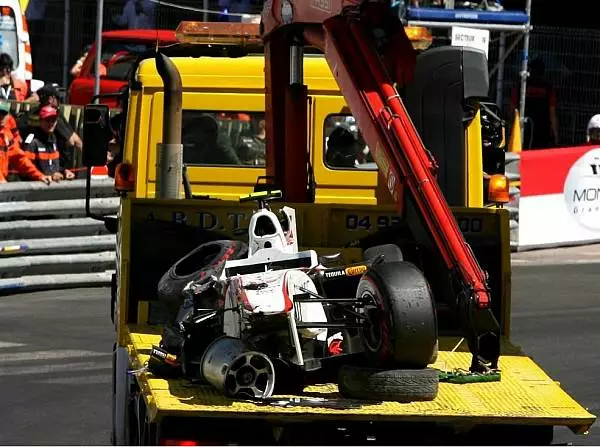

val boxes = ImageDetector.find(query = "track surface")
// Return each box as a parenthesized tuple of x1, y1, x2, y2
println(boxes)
(0, 250, 598, 445)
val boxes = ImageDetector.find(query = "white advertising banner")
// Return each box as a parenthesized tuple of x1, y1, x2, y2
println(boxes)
(517, 146, 600, 249)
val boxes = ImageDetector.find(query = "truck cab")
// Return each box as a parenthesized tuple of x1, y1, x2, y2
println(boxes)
(112, 23, 507, 211)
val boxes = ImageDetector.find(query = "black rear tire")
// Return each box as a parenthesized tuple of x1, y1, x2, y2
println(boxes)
(358, 261, 437, 369)
(338, 365, 439, 402)
(157, 240, 248, 318)
(363, 244, 404, 263)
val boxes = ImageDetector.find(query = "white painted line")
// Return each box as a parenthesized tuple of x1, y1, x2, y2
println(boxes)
(0, 341, 26, 349)
(512, 259, 600, 266)
(513, 307, 600, 319)
(0, 349, 110, 363)
(0, 361, 111, 377)
(33, 373, 112, 385)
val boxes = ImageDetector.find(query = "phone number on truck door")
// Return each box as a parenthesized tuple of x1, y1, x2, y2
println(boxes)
(345, 214, 484, 234)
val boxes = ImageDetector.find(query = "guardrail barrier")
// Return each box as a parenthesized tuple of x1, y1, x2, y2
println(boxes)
(0, 179, 118, 294)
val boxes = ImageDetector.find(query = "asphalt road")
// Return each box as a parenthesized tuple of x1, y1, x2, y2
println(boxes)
(0, 257, 598, 445)
(511, 263, 600, 446)
(0, 288, 114, 445)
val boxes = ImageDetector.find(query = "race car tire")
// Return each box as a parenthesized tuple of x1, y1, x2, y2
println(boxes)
(338, 365, 439, 402)
(157, 240, 248, 317)
(363, 243, 404, 263)
(430, 340, 439, 365)
(358, 261, 437, 369)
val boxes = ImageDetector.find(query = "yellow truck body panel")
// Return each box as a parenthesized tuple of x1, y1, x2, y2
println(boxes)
(125, 55, 483, 207)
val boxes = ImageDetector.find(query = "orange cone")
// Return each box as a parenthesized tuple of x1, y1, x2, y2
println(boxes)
(508, 109, 522, 153)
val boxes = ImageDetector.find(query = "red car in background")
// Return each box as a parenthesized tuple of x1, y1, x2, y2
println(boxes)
(67, 29, 177, 108)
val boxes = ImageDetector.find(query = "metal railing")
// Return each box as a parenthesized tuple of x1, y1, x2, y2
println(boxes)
(489, 25, 600, 147)
(0, 179, 118, 294)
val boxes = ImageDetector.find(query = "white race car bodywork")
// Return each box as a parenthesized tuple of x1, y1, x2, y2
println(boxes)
(221, 202, 330, 366)
(247, 206, 299, 256)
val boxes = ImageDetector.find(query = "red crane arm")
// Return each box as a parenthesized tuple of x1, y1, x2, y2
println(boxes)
(260, 0, 500, 371)
(261, 0, 362, 36)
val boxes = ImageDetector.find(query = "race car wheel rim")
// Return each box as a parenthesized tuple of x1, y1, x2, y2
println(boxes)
(362, 295, 383, 354)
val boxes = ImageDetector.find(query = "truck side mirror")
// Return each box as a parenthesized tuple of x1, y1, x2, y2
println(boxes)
(82, 103, 116, 233)
(82, 104, 111, 167)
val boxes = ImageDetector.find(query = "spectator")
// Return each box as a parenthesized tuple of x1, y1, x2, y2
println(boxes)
(113, 0, 156, 29)
(0, 53, 28, 101)
(510, 58, 559, 149)
(70, 44, 93, 78)
(17, 85, 83, 166)
(0, 101, 50, 184)
(0, 101, 21, 145)
(586, 114, 600, 145)
(22, 105, 74, 182)
(69, 44, 108, 79)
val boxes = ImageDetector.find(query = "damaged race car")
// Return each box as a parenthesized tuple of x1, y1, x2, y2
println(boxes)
(149, 191, 439, 403)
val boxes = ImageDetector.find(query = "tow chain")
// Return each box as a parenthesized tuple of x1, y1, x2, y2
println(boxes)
(436, 368, 501, 384)
(433, 337, 502, 384)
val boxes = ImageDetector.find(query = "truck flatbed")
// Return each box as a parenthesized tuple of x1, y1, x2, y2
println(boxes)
(126, 325, 595, 433)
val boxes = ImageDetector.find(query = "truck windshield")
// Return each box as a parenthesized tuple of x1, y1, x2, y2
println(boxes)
(182, 110, 266, 167)
(0, 8, 19, 67)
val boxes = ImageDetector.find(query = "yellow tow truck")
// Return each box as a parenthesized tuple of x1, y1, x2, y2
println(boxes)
(79, 16, 594, 446)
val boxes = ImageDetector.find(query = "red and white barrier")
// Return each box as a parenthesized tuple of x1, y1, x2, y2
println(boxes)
(516, 145, 600, 250)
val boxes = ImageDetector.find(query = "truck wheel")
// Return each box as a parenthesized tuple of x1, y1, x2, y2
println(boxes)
(157, 240, 248, 317)
(363, 243, 403, 263)
(126, 390, 158, 446)
(338, 365, 439, 402)
(110, 342, 117, 446)
(358, 261, 437, 369)
(113, 346, 131, 446)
